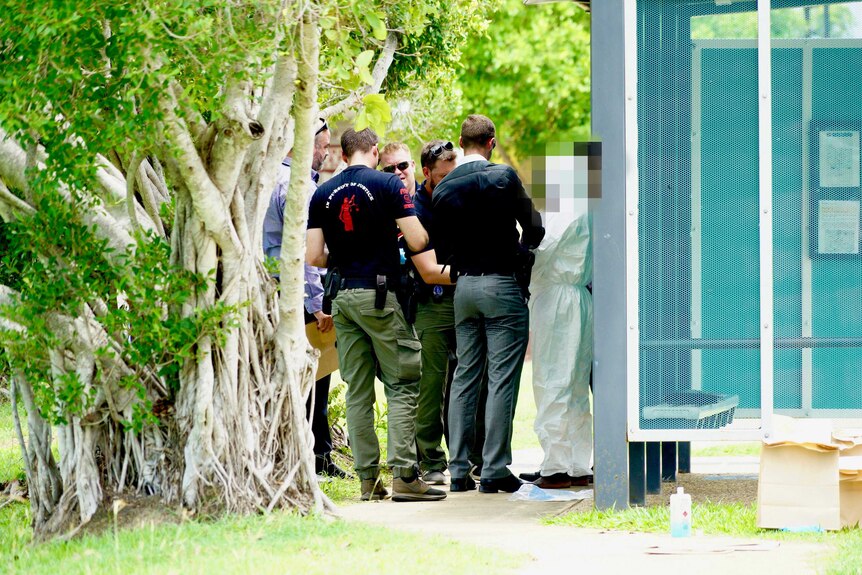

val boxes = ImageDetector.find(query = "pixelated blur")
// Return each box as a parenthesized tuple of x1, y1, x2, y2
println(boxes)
(529, 141, 601, 214)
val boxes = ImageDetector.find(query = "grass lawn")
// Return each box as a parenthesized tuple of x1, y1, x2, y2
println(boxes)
(0, 399, 523, 575)
(691, 442, 761, 458)
(0, 500, 523, 575)
(0, 399, 25, 484)
(512, 361, 540, 451)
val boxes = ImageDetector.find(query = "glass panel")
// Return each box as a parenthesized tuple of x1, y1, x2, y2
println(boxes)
(771, 1, 862, 415)
(636, 0, 862, 430)
(637, 0, 759, 430)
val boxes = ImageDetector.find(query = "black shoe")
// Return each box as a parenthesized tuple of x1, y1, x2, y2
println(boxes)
(518, 470, 541, 482)
(316, 454, 353, 479)
(450, 476, 476, 492)
(479, 474, 523, 494)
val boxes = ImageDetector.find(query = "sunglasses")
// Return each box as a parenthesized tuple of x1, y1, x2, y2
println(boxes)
(430, 141, 454, 158)
(315, 118, 328, 136)
(382, 161, 411, 173)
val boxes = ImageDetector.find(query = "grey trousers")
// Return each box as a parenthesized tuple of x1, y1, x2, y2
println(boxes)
(448, 275, 529, 480)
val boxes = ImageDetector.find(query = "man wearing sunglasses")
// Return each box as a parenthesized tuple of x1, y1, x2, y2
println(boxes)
(431, 114, 545, 494)
(399, 139, 460, 486)
(380, 142, 419, 197)
(307, 127, 446, 503)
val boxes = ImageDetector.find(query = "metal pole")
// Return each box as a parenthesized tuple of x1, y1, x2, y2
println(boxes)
(592, 0, 630, 511)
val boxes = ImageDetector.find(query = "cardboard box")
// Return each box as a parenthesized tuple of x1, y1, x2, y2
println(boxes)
(839, 456, 862, 528)
(758, 444, 842, 530)
(305, 322, 338, 380)
(757, 416, 862, 531)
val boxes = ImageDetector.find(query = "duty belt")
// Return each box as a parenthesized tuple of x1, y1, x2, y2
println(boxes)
(340, 277, 397, 290)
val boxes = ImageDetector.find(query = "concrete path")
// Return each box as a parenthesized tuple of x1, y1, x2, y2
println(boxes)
(336, 449, 832, 575)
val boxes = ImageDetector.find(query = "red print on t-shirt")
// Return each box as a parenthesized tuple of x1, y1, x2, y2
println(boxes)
(400, 188, 414, 209)
(339, 195, 358, 231)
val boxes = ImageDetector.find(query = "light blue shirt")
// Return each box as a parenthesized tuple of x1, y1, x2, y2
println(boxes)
(262, 158, 325, 315)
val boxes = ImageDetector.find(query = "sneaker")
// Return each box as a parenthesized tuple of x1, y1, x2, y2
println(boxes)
(392, 476, 447, 502)
(421, 470, 447, 485)
(360, 478, 389, 501)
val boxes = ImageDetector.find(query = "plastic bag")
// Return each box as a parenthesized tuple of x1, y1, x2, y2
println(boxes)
(507, 483, 594, 502)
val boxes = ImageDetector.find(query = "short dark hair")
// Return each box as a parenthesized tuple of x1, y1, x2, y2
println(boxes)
(420, 139, 457, 169)
(341, 127, 378, 158)
(460, 114, 495, 150)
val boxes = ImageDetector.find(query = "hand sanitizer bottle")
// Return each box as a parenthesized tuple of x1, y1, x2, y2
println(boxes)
(670, 486, 692, 537)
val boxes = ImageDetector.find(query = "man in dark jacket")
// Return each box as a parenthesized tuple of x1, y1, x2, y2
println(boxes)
(432, 114, 545, 494)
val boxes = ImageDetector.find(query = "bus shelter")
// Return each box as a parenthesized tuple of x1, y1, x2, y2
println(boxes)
(591, 0, 862, 509)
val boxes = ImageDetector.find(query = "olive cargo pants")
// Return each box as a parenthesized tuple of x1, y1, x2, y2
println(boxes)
(413, 296, 456, 473)
(331, 289, 422, 480)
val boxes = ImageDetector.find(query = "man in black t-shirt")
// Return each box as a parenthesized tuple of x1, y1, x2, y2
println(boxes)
(307, 127, 445, 502)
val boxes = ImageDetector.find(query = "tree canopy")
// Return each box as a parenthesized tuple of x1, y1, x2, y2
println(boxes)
(454, 0, 591, 170)
(0, 0, 493, 536)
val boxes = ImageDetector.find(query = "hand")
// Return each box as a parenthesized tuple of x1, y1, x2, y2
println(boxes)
(314, 310, 333, 333)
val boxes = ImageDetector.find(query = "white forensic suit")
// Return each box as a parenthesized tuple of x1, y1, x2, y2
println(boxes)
(529, 166, 593, 478)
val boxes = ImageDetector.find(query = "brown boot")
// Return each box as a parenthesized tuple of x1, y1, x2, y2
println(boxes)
(532, 472, 572, 489)
(360, 477, 389, 501)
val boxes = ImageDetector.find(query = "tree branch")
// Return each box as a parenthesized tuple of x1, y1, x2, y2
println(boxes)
(125, 152, 143, 230)
(134, 160, 167, 238)
(319, 31, 399, 120)
(0, 130, 136, 253)
(242, 53, 298, 242)
(158, 83, 242, 256)
(0, 285, 25, 334)
(209, 75, 265, 198)
(0, 129, 29, 191)
(0, 178, 35, 221)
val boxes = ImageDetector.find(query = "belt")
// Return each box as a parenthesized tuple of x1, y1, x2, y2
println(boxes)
(457, 271, 514, 277)
(340, 277, 397, 290)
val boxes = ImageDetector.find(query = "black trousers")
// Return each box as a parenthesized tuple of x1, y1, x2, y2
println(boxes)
(306, 373, 333, 456)
(305, 313, 334, 457)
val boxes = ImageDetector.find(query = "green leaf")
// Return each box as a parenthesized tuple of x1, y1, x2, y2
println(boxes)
(363, 93, 391, 123)
(355, 49, 374, 71)
(366, 12, 387, 41)
(354, 109, 369, 132)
